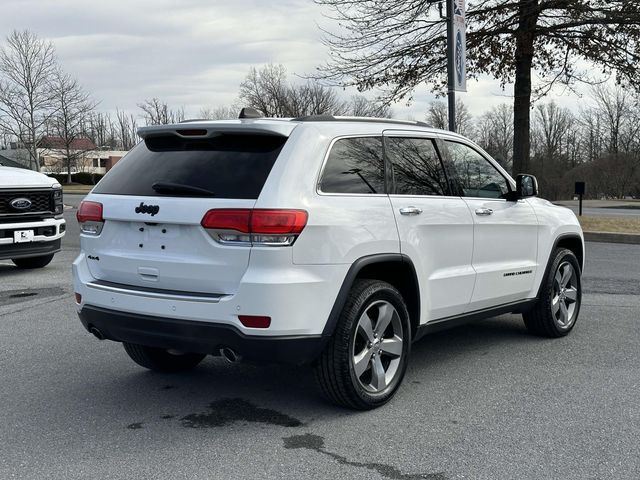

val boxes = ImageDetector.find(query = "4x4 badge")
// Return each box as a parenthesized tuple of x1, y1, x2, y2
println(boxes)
(135, 202, 160, 216)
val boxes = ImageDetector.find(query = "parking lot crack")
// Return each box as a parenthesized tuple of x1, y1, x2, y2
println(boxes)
(283, 433, 446, 479)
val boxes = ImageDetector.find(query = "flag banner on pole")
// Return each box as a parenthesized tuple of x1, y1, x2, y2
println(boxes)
(453, 0, 466, 92)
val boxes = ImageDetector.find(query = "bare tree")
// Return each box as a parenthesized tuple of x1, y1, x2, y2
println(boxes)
(198, 105, 236, 120)
(238, 64, 290, 117)
(87, 112, 116, 150)
(348, 95, 391, 117)
(0, 30, 58, 171)
(115, 109, 138, 150)
(532, 102, 574, 165)
(287, 82, 347, 117)
(591, 85, 632, 155)
(239, 64, 394, 119)
(427, 99, 473, 137)
(138, 98, 185, 125)
(475, 103, 514, 169)
(48, 71, 96, 183)
(314, 0, 640, 176)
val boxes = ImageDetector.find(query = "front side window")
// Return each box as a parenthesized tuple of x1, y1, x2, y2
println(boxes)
(444, 141, 509, 199)
(319, 137, 385, 194)
(386, 137, 448, 196)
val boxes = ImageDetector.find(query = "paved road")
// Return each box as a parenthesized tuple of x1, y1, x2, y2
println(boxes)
(555, 200, 640, 217)
(566, 207, 640, 217)
(1, 199, 639, 479)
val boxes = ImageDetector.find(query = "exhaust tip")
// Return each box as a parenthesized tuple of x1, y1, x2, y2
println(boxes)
(89, 326, 105, 340)
(219, 347, 241, 363)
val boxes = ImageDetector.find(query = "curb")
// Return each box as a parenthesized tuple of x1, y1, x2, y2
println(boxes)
(584, 231, 640, 245)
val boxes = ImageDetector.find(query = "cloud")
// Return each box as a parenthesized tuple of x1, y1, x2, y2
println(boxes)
(0, 0, 327, 116)
(0, 0, 592, 121)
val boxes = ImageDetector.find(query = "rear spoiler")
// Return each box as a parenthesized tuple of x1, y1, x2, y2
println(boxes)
(137, 120, 296, 140)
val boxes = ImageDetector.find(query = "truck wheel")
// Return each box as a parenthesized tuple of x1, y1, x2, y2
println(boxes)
(523, 248, 582, 338)
(12, 254, 54, 269)
(123, 343, 206, 372)
(315, 279, 411, 410)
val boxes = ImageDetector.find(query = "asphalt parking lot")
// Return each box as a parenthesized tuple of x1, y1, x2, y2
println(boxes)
(1, 195, 639, 479)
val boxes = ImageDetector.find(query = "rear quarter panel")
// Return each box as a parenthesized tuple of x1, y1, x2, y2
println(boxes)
(256, 125, 401, 265)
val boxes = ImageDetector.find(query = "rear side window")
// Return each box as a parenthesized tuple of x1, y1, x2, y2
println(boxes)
(386, 137, 448, 196)
(319, 137, 385, 194)
(93, 134, 287, 199)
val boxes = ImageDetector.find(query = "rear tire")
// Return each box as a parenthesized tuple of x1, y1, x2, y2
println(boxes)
(523, 248, 582, 338)
(315, 279, 411, 410)
(12, 254, 54, 269)
(123, 343, 206, 372)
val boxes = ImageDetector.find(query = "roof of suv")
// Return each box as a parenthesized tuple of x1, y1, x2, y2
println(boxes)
(138, 116, 466, 141)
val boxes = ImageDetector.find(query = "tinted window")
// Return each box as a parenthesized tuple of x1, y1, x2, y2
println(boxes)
(387, 137, 448, 196)
(93, 134, 287, 199)
(320, 137, 385, 194)
(444, 141, 509, 198)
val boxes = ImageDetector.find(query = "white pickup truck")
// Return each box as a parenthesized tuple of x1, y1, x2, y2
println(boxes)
(0, 166, 65, 268)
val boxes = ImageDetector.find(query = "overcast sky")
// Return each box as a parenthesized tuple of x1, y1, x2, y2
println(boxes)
(1, 0, 587, 120)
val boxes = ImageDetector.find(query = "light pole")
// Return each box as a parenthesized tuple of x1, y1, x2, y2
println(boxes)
(427, 0, 461, 133)
(446, 0, 456, 133)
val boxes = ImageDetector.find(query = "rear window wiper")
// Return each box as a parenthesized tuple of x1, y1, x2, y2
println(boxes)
(152, 182, 216, 197)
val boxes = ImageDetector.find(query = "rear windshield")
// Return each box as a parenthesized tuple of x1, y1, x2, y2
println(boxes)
(93, 133, 288, 199)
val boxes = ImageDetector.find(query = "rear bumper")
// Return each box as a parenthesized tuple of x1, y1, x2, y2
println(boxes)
(79, 305, 328, 365)
(73, 252, 348, 337)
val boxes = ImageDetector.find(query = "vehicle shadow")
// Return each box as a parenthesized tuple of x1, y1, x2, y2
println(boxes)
(409, 313, 538, 369)
(35, 313, 545, 431)
(0, 263, 22, 275)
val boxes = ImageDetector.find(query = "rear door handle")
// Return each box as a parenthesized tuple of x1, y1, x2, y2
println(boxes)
(399, 207, 423, 216)
(475, 208, 494, 216)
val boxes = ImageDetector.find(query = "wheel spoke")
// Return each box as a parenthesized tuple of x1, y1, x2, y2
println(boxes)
(358, 312, 375, 343)
(552, 295, 561, 317)
(353, 348, 373, 378)
(370, 355, 386, 390)
(374, 303, 394, 336)
(554, 269, 563, 289)
(565, 287, 578, 303)
(561, 264, 573, 288)
(380, 336, 403, 357)
(559, 301, 569, 325)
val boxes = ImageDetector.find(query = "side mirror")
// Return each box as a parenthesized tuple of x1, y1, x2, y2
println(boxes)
(507, 174, 538, 201)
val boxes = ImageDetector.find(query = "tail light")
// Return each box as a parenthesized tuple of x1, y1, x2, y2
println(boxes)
(77, 201, 104, 235)
(201, 208, 307, 246)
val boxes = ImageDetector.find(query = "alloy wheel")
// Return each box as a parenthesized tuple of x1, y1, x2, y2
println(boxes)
(351, 300, 404, 393)
(552, 261, 579, 329)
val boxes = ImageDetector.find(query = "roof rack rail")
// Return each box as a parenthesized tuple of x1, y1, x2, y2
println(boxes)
(291, 115, 432, 128)
(179, 118, 209, 123)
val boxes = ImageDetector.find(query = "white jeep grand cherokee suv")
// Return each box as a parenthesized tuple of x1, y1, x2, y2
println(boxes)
(0, 165, 65, 268)
(73, 113, 584, 409)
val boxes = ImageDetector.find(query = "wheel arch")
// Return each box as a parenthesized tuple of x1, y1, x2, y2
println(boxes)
(535, 233, 584, 299)
(322, 254, 421, 339)
(555, 234, 584, 272)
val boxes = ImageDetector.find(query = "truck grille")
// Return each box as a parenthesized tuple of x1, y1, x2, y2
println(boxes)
(0, 190, 55, 215)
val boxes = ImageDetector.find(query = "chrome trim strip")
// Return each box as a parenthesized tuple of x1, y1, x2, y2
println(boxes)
(86, 280, 228, 303)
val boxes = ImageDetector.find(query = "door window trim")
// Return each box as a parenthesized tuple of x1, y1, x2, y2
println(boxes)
(437, 137, 515, 202)
(316, 134, 388, 197)
(382, 131, 455, 198)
